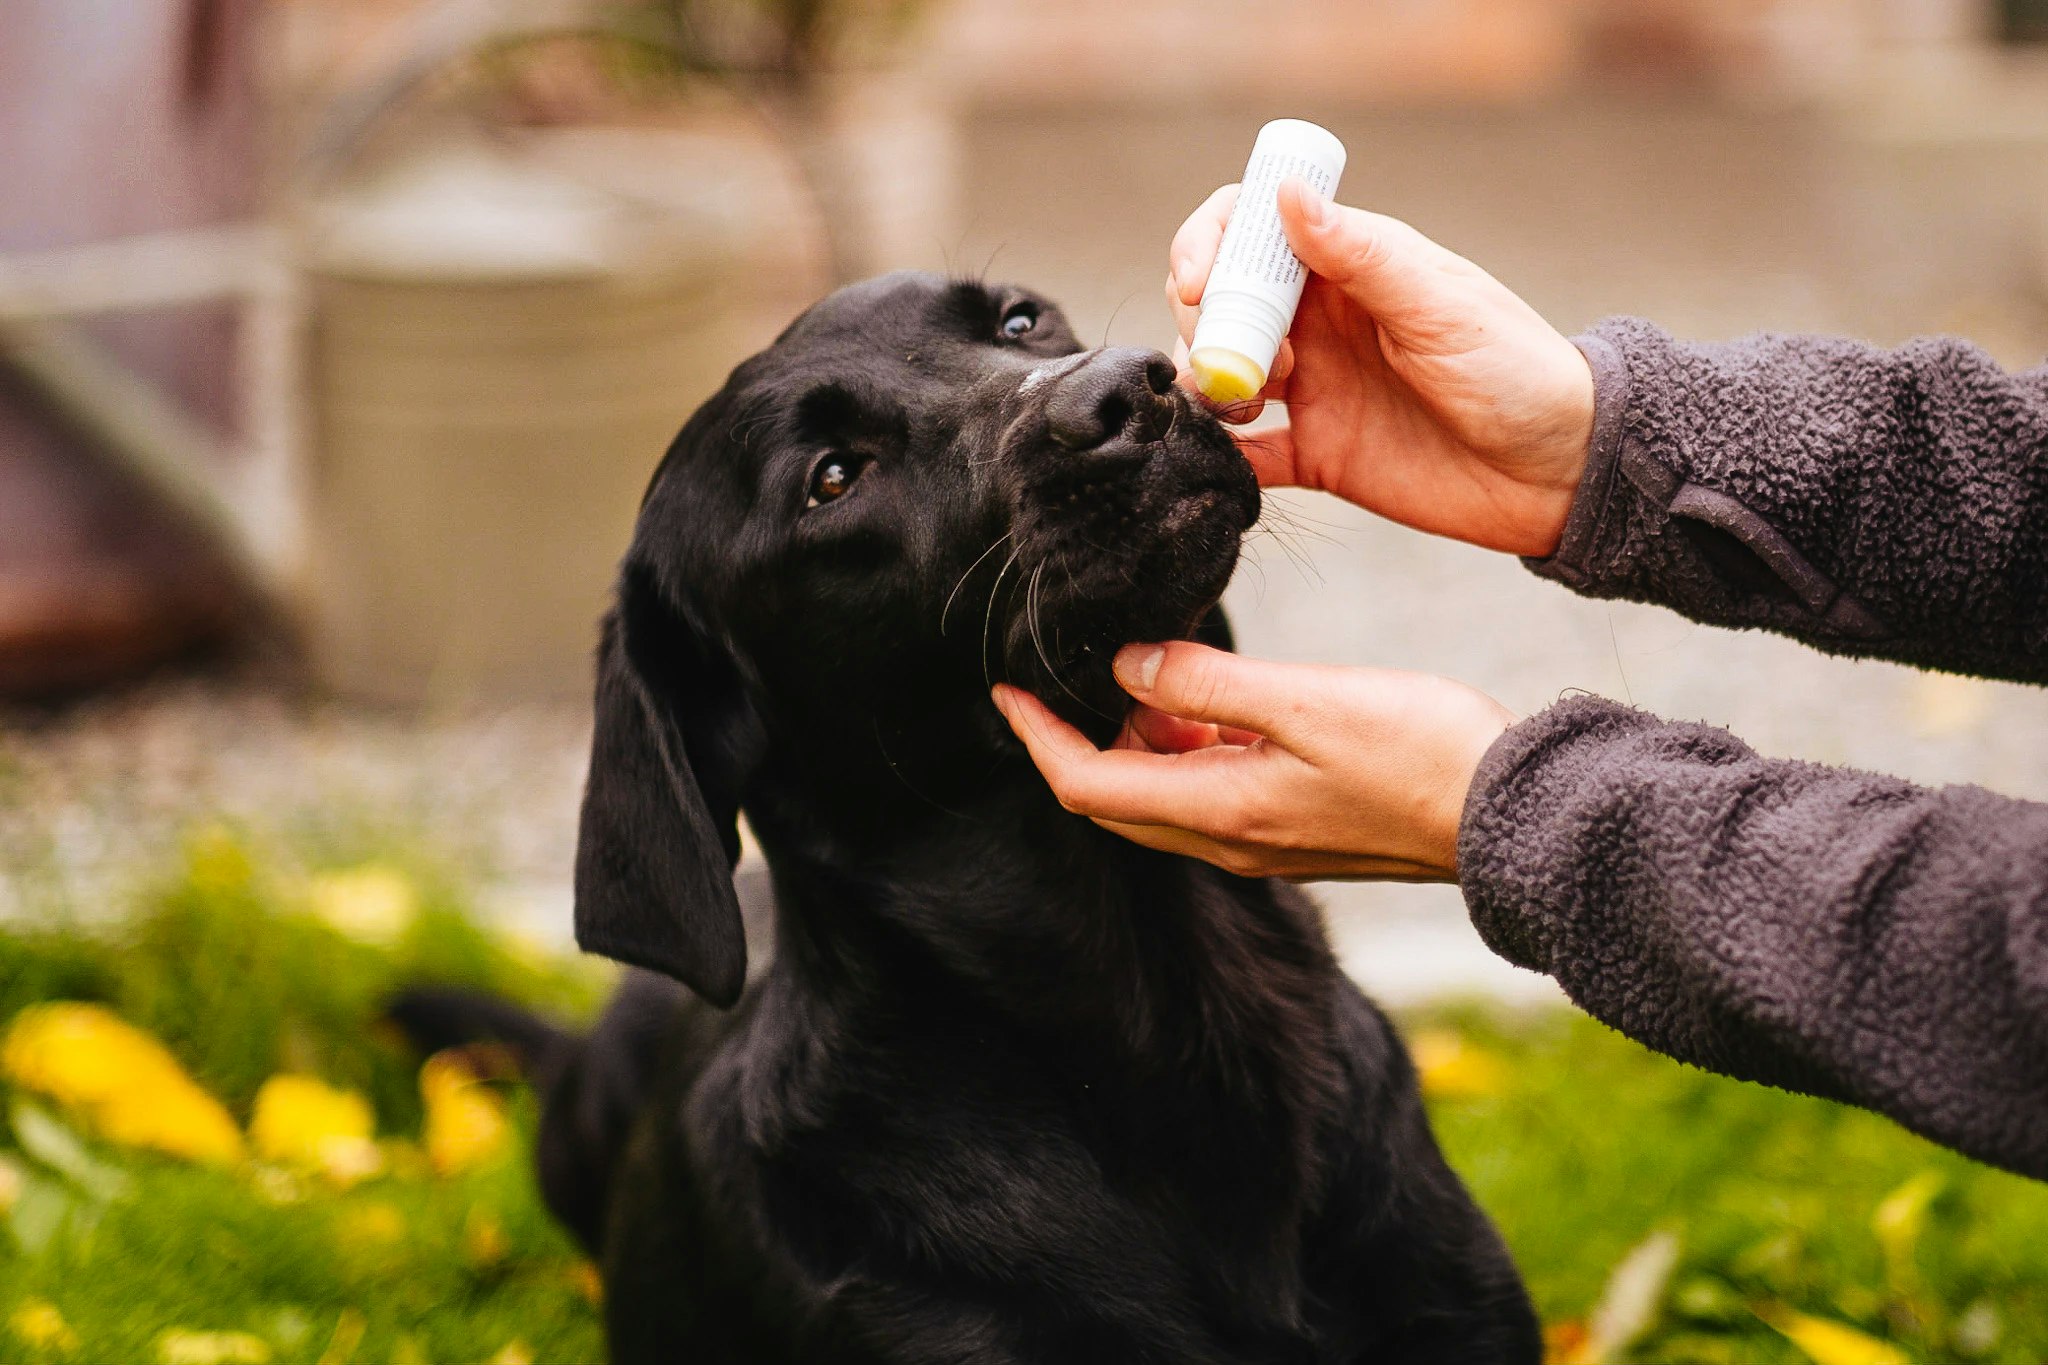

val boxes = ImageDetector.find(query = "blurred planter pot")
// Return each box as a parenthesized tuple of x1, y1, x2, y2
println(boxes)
(304, 149, 744, 704)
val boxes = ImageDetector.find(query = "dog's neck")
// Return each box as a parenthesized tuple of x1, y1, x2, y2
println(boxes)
(743, 725, 1338, 1073)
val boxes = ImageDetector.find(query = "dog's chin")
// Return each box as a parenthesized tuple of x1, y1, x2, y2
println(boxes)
(1003, 478, 1254, 741)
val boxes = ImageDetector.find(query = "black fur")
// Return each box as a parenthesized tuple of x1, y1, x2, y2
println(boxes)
(425, 274, 1540, 1362)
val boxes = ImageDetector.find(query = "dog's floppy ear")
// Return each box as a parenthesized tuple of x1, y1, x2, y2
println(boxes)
(574, 562, 753, 1007)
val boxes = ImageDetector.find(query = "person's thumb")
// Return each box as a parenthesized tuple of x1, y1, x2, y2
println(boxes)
(1111, 641, 1312, 741)
(1276, 179, 1446, 325)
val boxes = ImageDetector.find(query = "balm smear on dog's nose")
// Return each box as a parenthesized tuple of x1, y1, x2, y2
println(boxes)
(1189, 119, 1347, 406)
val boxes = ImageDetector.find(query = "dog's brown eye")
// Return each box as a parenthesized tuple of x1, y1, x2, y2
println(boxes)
(806, 455, 863, 508)
(1001, 304, 1038, 340)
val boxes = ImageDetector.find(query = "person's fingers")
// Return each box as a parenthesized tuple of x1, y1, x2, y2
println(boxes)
(1169, 183, 1239, 308)
(1265, 336, 1296, 391)
(991, 683, 1094, 767)
(1086, 817, 1236, 863)
(993, 684, 1260, 830)
(1086, 816, 1446, 882)
(1126, 703, 1228, 755)
(1110, 641, 1321, 741)
(1276, 179, 1454, 328)
(1166, 272, 1200, 351)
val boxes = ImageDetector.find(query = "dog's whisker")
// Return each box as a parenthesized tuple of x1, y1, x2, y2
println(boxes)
(871, 718, 977, 822)
(1260, 510, 1341, 573)
(1242, 550, 1270, 602)
(1027, 562, 1113, 720)
(1025, 564, 1071, 707)
(942, 529, 1019, 637)
(1249, 521, 1325, 589)
(1099, 291, 1137, 350)
(1251, 508, 1331, 562)
(1249, 496, 1349, 541)
(726, 392, 779, 453)
(980, 545, 1026, 691)
(1248, 495, 1344, 556)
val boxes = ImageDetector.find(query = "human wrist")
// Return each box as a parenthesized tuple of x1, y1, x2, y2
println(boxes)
(1524, 343, 1597, 556)
(1411, 683, 1515, 878)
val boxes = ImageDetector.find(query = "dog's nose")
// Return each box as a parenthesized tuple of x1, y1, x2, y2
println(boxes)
(1043, 348, 1178, 452)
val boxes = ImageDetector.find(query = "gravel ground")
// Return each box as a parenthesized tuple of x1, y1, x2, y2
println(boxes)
(0, 681, 591, 936)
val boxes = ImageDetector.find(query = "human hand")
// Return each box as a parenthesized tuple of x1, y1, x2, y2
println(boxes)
(991, 641, 1514, 881)
(1168, 181, 1596, 557)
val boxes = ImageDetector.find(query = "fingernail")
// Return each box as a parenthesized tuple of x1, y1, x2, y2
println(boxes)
(1116, 644, 1164, 693)
(989, 684, 1011, 714)
(1170, 257, 1193, 300)
(1297, 190, 1328, 229)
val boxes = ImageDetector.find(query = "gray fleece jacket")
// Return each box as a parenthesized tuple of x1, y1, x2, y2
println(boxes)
(1458, 319, 2048, 1180)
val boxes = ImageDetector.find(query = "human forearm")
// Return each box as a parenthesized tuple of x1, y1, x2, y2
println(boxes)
(1537, 322, 2048, 682)
(1459, 696, 2048, 1179)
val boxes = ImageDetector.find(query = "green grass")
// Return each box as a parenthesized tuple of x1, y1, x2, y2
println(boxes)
(2, 827, 610, 1364)
(1429, 1008, 2048, 1361)
(3, 828, 2045, 1363)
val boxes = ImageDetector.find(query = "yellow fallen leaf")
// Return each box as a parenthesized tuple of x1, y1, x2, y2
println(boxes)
(1872, 1170, 1944, 1271)
(1758, 1304, 1910, 1365)
(336, 1201, 406, 1249)
(1409, 1028, 1508, 1101)
(464, 1209, 510, 1269)
(157, 1330, 273, 1365)
(250, 1075, 382, 1187)
(250, 1164, 307, 1206)
(485, 1342, 533, 1365)
(313, 1309, 365, 1365)
(1543, 1319, 1590, 1364)
(2, 1003, 243, 1165)
(0, 1154, 22, 1214)
(9, 1299, 80, 1355)
(1578, 1228, 1681, 1363)
(307, 865, 418, 946)
(421, 1052, 509, 1177)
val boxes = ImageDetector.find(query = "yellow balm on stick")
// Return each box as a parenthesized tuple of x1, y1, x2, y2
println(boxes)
(1189, 347, 1268, 406)
(1189, 119, 1348, 405)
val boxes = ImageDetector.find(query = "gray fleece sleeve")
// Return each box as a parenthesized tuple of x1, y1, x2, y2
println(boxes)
(1537, 320, 2048, 683)
(1460, 696, 2048, 1180)
(1466, 321, 2048, 1174)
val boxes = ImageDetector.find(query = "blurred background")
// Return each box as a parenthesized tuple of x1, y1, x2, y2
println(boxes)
(7, 3, 2048, 1360)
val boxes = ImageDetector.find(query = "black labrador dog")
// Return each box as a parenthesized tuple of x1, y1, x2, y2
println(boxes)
(400, 272, 1539, 1363)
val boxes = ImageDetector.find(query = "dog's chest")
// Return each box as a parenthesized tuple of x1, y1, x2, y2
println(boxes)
(716, 1015, 1332, 1349)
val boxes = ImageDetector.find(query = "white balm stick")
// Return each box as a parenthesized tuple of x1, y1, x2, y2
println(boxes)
(1189, 119, 1347, 405)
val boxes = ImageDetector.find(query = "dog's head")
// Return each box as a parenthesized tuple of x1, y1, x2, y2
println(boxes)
(575, 271, 1259, 1002)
